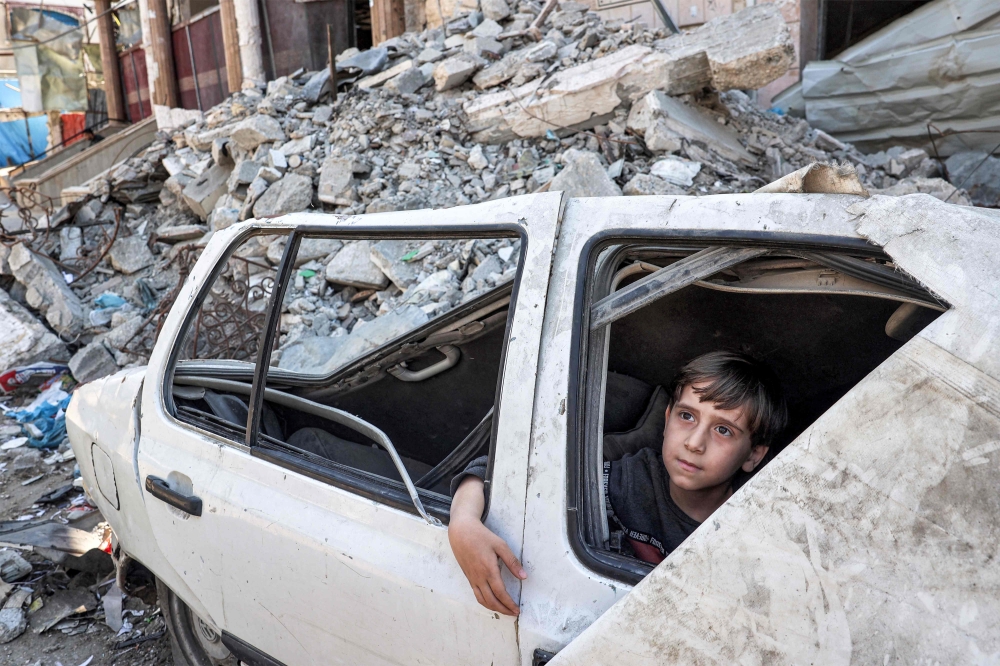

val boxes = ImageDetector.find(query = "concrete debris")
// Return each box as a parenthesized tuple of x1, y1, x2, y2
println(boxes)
(252, 173, 315, 217)
(0, 608, 26, 644)
(549, 149, 622, 197)
(0, 289, 69, 370)
(945, 152, 1000, 208)
(755, 163, 869, 196)
(0, 0, 987, 390)
(68, 341, 118, 384)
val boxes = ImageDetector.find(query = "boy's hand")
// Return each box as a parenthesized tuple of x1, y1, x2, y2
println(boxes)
(449, 476, 527, 617)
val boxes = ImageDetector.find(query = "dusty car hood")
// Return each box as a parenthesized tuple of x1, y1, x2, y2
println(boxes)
(552, 195, 1000, 664)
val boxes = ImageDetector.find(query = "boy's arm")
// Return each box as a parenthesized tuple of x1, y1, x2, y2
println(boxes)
(449, 475, 527, 616)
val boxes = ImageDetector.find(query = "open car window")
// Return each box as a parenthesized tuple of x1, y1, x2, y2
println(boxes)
(167, 227, 524, 523)
(573, 241, 946, 583)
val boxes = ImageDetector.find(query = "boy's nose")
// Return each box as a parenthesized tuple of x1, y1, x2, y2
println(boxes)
(684, 429, 708, 453)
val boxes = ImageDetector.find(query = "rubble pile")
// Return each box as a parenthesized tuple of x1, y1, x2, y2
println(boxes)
(0, 1, 981, 389)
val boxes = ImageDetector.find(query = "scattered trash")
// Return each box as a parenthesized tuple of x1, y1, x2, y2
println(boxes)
(3, 378, 74, 449)
(0, 364, 69, 394)
(19, 475, 43, 486)
(29, 589, 98, 634)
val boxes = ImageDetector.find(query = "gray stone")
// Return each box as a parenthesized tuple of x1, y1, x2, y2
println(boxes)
(280, 305, 428, 375)
(549, 149, 622, 197)
(108, 235, 155, 275)
(324, 240, 389, 290)
(182, 164, 233, 221)
(417, 47, 443, 64)
(59, 226, 82, 263)
(0, 550, 31, 582)
(8, 243, 86, 335)
(252, 173, 314, 217)
(383, 66, 432, 95)
(945, 151, 1000, 207)
(336, 47, 389, 76)
(317, 157, 357, 206)
(464, 36, 504, 59)
(209, 207, 241, 231)
(874, 177, 973, 207)
(69, 341, 118, 384)
(312, 105, 333, 124)
(627, 91, 753, 165)
(279, 135, 315, 156)
(370, 240, 425, 289)
(296, 238, 343, 266)
(524, 41, 558, 62)
(211, 138, 233, 167)
(0, 288, 69, 369)
(645, 120, 683, 153)
(231, 115, 286, 151)
(473, 47, 528, 89)
(155, 224, 208, 242)
(228, 160, 261, 192)
(434, 54, 482, 92)
(471, 18, 503, 38)
(0, 609, 26, 644)
(104, 313, 147, 351)
(269, 149, 288, 170)
(481, 0, 511, 21)
(471, 255, 502, 282)
(623, 173, 688, 196)
(468, 145, 489, 170)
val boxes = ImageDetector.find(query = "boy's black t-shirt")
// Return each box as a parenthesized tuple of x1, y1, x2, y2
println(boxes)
(451, 447, 701, 565)
(604, 447, 701, 562)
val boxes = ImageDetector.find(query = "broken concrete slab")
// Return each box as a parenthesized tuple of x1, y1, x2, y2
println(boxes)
(622, 173, 688, 196)
(279, 135, 316, 156)
(945, 151, 1000, 207)
(68, 341, 118, 384)
(182, 164, 233, 221)
(0, 288, 69, 369)
(8, 243, 86, 336)
(464, 44, 712, 143)
(627, 91, 754, 165)
(108, 235, 156, 275)
(324, 240, 390, 290)
(282, 305, 429, 376)
(656, 3, 796, 92)
(358, 59, 415, 89)
(481, 0, 511, 22)
(230, 115, 287, 151)
(434, 54, 483, 92)
(755, 162, 869, 196)
(370, 240, 425, 290)
(874, 176, 972, 206)
(252, 173, 314, 217)
(549, 149, 622, 197)
(0, 608, 25, 644)
(384, 65, 433, 95)
(649, 156, 702, 187)
(156, 223, 209, 242)
(317, 157, 357, 206)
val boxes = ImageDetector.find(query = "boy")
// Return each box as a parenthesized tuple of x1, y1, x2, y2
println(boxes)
(448, 351, 788, 617)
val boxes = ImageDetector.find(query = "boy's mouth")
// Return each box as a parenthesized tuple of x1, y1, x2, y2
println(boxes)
(676, 458, 701, 473)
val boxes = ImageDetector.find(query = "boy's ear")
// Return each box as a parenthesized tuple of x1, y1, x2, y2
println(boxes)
(742, 445, 769, 473)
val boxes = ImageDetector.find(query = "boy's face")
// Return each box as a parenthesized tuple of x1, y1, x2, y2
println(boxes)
(661, 382, 768, 492)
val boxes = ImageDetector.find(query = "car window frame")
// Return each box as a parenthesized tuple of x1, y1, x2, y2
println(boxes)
(241, 223, 528, 524)
(567, 228, 920, 584)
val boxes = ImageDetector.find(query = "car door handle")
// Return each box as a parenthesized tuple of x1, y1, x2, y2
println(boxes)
(145, 475, 203, 516)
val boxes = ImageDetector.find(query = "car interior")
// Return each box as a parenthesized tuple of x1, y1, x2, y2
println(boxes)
(577, 244, 945, 577)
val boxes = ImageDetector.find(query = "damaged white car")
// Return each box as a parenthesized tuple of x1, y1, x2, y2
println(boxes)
(67, 190, 1000, 665)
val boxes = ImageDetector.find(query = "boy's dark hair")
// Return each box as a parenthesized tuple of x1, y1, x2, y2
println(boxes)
(669, 351, 788, 449)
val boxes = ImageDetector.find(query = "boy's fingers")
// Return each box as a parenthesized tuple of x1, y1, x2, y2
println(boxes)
(495, 540, 527, 580)
(486, 572, 520, 616)
(478, 583, 517, 616)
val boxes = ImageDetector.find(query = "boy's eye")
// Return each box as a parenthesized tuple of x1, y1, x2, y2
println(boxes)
(679, 411, 694, 422)
(716, 425, 732, 437)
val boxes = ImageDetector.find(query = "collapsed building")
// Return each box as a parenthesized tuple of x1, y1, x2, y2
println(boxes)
(0, 2, 981, 392)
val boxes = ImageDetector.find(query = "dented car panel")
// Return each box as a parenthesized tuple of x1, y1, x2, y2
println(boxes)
(67, 190, 996, 665)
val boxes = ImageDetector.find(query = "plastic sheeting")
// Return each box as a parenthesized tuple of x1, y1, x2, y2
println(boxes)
(0, 78, 49, 167)
(9, 7, 88, 113)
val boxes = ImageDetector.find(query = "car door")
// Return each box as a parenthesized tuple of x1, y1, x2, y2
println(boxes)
(139, 192, 563, 665)
(517, 193, 1000, 664)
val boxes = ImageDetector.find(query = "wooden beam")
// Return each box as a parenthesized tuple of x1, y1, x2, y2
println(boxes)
(146, 0, 179, 107)
(370, 0, 405, 46)
(94, 0, 127, 122)
(218, 0, 243, 94)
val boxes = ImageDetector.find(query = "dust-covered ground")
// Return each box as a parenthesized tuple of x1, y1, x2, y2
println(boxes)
(0, 418, 173, 666)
